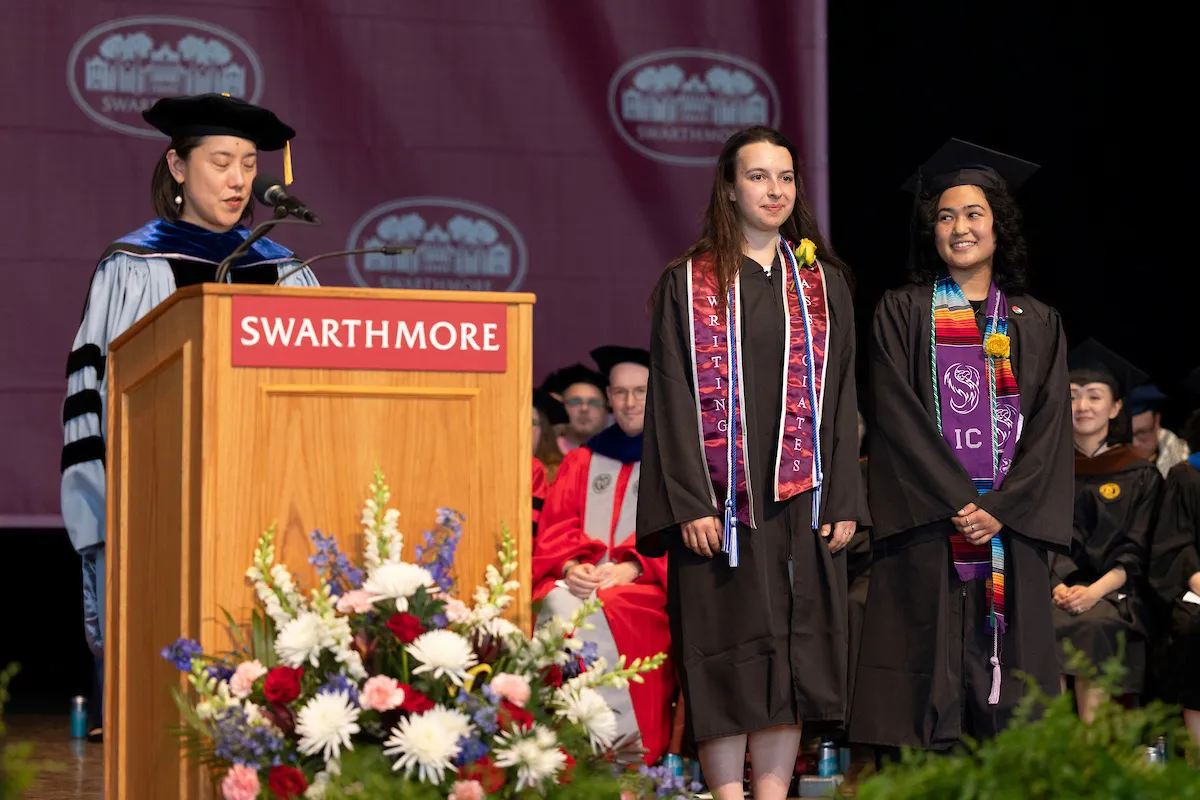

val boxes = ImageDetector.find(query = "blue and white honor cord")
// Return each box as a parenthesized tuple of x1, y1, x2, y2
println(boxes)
(723, 283, 740, 568)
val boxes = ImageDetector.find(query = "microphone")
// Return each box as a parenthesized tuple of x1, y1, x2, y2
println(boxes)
(274, 244, 417, 285)
(253, 174, 320, 224)
(214, 211, 314, 284)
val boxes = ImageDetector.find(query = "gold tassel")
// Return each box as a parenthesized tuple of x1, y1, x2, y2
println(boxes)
(283, 140, 293, 186)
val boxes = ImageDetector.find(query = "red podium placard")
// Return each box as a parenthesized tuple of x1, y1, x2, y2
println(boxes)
(231, 295, 508, 372)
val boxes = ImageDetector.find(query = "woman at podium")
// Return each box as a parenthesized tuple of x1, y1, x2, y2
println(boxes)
(59, 93, 319, 741)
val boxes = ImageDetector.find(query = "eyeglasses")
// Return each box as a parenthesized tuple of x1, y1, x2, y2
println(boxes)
(564, 398, 606, 409)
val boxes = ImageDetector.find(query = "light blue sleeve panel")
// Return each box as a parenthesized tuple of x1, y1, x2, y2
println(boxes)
(60, 254, 179, 553)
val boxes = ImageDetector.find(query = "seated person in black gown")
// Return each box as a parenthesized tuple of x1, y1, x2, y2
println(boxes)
(1054, 339, 1163, 721)
(1149, 408, 1200, 747)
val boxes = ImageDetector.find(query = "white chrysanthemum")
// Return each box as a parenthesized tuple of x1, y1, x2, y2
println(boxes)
(296, 691, 361, 762)
(382, 704, 470, 784)
(479, 616, 522, 645)
(275, 611, 330, 668)
(554, 686, 618, 751)
(406, 630, 477, 686)
(362, 562, 435, 611)
(493, 724, 567, 791)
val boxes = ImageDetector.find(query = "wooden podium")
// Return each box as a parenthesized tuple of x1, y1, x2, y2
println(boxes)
(103, 284, 534, 800)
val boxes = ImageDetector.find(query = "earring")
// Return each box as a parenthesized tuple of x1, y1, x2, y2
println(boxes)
(174, 183, 183, 208)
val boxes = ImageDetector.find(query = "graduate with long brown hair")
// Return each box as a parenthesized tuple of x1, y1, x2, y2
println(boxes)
(637, 126, 863, 800)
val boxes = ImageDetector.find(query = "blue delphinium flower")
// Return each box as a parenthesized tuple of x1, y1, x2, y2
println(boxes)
(308, 530, 365, 598)
(318, 674, 360, 705)
(211, 705, 286, 771)
(580, 640, 600, 668)
(637, 764, 703, 799)
(160, 638, 203, 671)
(454, 735, 490, 767)
(206, 663, 236, 684)
(414, 509, 464, 594)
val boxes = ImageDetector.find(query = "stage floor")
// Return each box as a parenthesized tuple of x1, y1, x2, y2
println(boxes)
(4, 715, 103, 799)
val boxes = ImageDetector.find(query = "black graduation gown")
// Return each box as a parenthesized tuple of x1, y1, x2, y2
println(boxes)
(1051, 446, 1161, 692)
(637, 256, 864, 747)
(848, 283, 1073, 750)
(1148, 462, 1200, 708)
(846, 459, 872, 707)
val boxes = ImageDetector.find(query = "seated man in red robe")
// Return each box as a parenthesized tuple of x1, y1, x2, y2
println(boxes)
(532, 345, 674, 765)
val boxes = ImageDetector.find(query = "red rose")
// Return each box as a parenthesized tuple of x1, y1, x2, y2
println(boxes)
(557, 749, 576, 784)
(458, 756, 505, 794)
(386, 612, 426, 643)
(542, 664, 564, 688)
(263, 666, 304, 705)
(267, 765, 308, 798)
(263, 703, 295, 735)
(397, 683, 435, 714)
(497, 699, 534, 731)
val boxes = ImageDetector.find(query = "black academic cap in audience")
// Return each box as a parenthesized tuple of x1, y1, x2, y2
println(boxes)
(1067, 338, 1149, 400)
(590, 345, 650, 378)
(901, 138, 1040, 196)
(1128, 383, 1169, 416)
(543, 363, 606, 396)
(533, 388, 568, 426)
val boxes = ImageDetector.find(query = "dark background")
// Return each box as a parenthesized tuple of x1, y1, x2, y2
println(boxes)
(2, 2, 1187, 715)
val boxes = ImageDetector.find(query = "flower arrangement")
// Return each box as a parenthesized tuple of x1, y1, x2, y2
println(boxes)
(163, 471, 701, 799)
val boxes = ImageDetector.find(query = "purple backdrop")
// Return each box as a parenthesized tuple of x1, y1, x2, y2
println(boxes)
(0, 0, 828, 525)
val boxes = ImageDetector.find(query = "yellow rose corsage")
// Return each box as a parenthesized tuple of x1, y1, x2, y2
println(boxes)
(793, 238, 816, 266)
(984, 333, 1011, 359)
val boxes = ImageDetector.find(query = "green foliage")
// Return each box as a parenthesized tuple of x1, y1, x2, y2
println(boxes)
(324, 747, 631, 799)
(853, 644, 1200, 800)
(0, 663, 62, 800)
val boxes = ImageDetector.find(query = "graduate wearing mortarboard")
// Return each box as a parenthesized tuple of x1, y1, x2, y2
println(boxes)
(1148, 404, 1200, 749)
(1054, 339, 1163, 720)
(532, 345, 677, 766)
(59, 94, 318, 742)
(1129, 383, 1191, 477)
(850, 140, 1074, 753)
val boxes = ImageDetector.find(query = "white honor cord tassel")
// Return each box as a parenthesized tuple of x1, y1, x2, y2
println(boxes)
(723, 499, 739, 568)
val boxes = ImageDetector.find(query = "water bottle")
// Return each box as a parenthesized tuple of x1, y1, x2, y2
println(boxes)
(70, 696, 88, 739)
(817, 739, 839, 777)
(663, 753, 684, 779)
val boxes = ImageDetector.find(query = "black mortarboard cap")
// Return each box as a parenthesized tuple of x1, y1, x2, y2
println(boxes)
(1067, 338, 1149, 400)
(590, 345, 650, 378)
(1128, 383, 1168, 415)
(901, 138, 1040, 197)
(143, 93, 295, 151)
(533, 388, 568, 426)
(543, 363, 606, 395)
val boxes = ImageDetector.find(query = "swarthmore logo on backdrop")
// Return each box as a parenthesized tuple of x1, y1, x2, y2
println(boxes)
(68, 16, 264, 137)
(607, 49, 781, 166)
(231, 296, 508, 372)
(345, 198, 528, 292)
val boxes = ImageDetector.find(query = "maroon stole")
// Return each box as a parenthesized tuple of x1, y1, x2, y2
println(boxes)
(686, 238, 829, 564)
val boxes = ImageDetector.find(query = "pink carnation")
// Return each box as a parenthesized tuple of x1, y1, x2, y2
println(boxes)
(221, 764, 260, 800)
(359, 675, 406, 712)
(489, 672, 531, 708)
(443, 597, 471, 624)
(228, 660, 268, 699)
(336, 589, 376, 615)
(448, 780, 484, 800)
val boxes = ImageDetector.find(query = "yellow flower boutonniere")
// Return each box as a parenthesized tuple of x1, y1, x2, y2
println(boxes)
(793, 238, 816, 267)
(985, 333, 1011, 359)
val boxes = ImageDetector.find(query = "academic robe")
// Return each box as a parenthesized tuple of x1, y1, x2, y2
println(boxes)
(1051, 446, 1161, 692)
(849, 283, 1073, 750)
(636, 257, 863, 749)
(61, 219, 318, 682)
(531, 424, 674, 765)
(846, 458, 872, 709)
(1148, 460, 1200, 709)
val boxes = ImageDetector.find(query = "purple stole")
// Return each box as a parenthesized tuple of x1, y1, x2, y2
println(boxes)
(686, 238, 829, 567)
